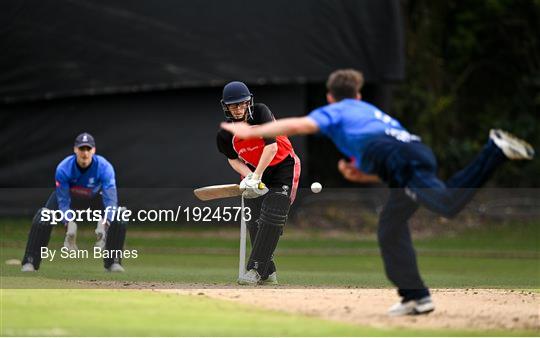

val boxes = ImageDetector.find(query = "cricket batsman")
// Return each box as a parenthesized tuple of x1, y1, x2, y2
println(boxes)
(21, 132, 128, 272)
(217, 81, 301, 285)
(220, 69, 535, 314)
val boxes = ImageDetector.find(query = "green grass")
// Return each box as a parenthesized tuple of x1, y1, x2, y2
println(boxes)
(1, 219, 538, 288)
(1, 289, 371, 336)
(1, 218, 539, 336)
(1, 289, 531, 337)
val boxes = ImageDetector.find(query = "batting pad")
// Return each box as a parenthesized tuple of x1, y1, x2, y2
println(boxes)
(248, 192, 290, 278)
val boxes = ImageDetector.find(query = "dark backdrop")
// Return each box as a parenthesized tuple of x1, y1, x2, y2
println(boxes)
(0, 0, 404, 103)
(0, 0, 404, 213)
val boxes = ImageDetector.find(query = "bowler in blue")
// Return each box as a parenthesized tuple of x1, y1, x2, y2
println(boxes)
(220, 69, 534, 316)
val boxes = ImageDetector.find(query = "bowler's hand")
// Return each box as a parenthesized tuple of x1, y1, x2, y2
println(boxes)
(220, 122, 254, 139)
(337, 159, 380, 183)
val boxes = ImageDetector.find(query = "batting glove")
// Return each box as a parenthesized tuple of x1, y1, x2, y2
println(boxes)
(240, 173, 269, 199)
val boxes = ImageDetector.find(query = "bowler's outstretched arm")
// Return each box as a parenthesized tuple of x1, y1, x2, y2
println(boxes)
(221, 117, 319, 139)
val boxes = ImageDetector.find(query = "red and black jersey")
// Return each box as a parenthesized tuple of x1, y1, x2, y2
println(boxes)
(217, 103, 301, 203)
(217, 103, 295, 169)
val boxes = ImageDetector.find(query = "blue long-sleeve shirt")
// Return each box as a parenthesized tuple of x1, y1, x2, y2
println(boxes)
(307, 99, 419, 173)
(55, 154, 118, 221)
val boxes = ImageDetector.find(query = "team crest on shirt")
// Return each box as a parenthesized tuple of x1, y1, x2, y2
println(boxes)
(88, 177, 95, 187)
(238, 145, 262, 155)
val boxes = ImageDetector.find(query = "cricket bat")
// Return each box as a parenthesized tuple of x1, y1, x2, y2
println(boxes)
(193, 182, 266, 201)
(193, 184, 242, 201)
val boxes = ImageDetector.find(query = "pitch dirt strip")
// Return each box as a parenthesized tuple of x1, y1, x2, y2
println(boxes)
(157, 288, 539, 332)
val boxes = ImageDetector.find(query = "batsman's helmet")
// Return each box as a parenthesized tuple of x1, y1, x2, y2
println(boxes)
(221, 81, 254, 121)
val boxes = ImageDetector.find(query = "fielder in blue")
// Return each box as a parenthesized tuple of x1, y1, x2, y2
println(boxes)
(221, 69, 535, 316)
(21, 133, 128, 273)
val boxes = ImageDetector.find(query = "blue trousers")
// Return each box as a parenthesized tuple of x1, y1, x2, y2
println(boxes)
(376, 139, 506, 300)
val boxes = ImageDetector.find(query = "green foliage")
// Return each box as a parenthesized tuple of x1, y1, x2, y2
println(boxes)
(393, 0, 540, 186)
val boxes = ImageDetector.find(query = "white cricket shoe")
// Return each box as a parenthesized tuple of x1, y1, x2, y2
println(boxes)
(63, 221, 78, 251)
(237, 269, 261, 285)
(259, 271, 278, 285)
(94, 223, 107, 250)
(388, 296, 435, 316)
(21, 263, 35, 272)
(490, 129, 534, 160)
(105, 263, 125, 273)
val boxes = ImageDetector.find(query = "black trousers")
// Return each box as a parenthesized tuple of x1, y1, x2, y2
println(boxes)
(377, 140, 506, 301)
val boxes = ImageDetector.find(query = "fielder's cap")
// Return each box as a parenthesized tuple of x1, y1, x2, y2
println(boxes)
(74, 132, 95, 148)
